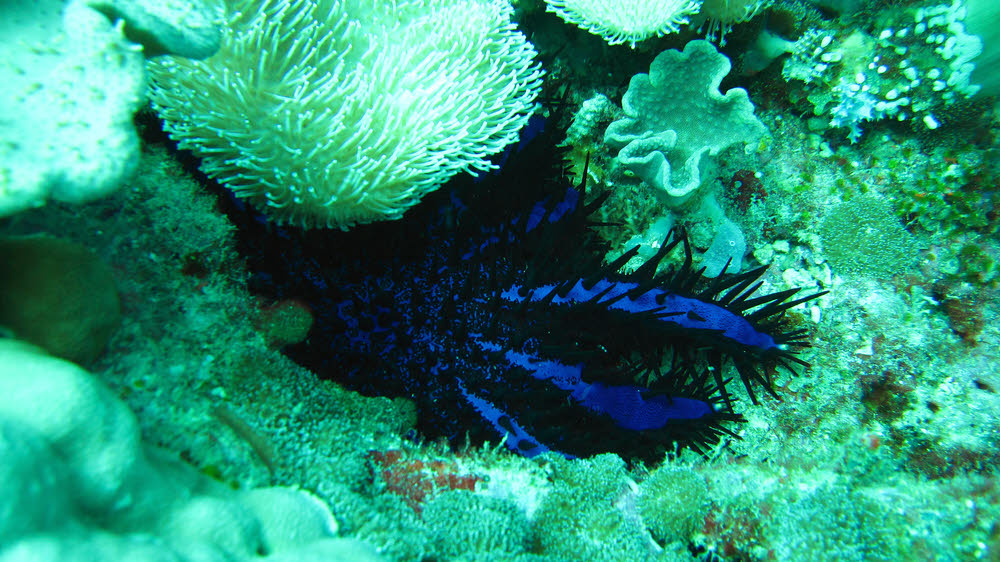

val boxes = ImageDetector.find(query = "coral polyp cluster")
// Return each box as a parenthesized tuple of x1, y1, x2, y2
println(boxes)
(783, 1, 982, 141)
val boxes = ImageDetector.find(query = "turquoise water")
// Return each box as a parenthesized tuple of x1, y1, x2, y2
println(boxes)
(1, 1, 997, 560)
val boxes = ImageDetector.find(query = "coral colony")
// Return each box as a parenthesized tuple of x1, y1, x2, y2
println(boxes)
(2, 0, 1000, 560)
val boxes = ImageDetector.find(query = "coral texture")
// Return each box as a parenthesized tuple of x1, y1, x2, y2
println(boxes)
(695, 0, 773, 43)
(148, 0, 543, 229)
(0, 0, 220, 218)
(544, 0, 702, 47)
(0, 339, 382, 561)
(783, 2, 982, 141)
(605, 40, 766, 204)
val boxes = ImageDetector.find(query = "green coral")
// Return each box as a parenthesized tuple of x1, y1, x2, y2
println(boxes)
(819, 195, 920, 279)
(637, 464, 711, 543)
(782, 1, 982, 141)
(422, 490, 530, 558)
(764, 482, 911, 561)
(533, 455, 650, 561)
(951, 242, 999, 287)
(890, 148, 998, 237)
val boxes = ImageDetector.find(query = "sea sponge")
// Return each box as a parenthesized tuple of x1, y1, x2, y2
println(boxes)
(544, 0, 702, 47)
(148, 0, 543, 230)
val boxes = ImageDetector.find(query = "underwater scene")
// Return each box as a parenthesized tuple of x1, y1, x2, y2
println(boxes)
(1, 0, 999, 560)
